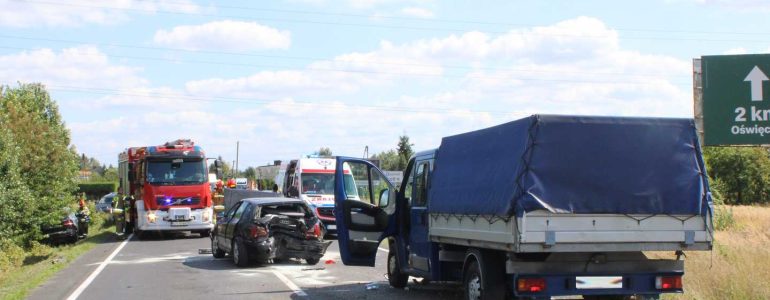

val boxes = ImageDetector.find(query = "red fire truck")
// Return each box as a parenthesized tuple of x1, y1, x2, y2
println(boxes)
(114, 139, 215, 238)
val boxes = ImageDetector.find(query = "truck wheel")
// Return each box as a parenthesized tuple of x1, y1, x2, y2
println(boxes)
(464, 250, 506, 300)
(232, 237, 250, 267)
(388, 249, 408, 289)
(133, 226, 145, 240)
(211, 236, 225, 258)
(306, 257, 320, 265)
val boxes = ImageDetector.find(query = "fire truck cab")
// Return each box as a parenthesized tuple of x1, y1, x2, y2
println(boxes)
(114, 139, 215, 238)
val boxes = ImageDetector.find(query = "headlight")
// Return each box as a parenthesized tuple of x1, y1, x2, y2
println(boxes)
(202, 209, 211, 223)
(147, 211, 157, 223)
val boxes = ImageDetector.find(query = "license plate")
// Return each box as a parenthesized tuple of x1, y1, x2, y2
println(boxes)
(171, 221, 189, 226)
(575, 276, 623, 289)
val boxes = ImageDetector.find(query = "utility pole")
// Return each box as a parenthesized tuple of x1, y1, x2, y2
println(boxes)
(235, 141, 240, 178)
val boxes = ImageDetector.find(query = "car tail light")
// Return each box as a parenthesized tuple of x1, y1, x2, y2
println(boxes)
(250, 225, 268, 238)
(306, 223, 322, 239)
(517, 278, 546, 293)
(655, 275, 682, 290)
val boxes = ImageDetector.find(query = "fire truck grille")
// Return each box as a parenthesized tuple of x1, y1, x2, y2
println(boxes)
(156, 196, 201, 206)
(317, 207, 335, 217)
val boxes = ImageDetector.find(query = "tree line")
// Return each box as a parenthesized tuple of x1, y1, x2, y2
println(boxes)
(0, 84, 80, 248)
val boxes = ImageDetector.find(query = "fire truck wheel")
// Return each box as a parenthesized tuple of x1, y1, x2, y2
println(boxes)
(133, 228, 145, 240)
(233, 237, 250, 267)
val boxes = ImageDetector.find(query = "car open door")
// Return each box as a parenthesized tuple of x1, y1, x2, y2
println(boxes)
(334, 157, 397, 266)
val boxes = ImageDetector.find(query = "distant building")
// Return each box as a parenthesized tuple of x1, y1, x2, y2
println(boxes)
(78, 170, 92, 181)
(256, 160, 281, 180)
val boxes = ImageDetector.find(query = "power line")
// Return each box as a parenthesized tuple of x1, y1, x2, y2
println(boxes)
(13, 0, 770, 42)
(156, 0, 770, 36)
(0, 43, 693, 83)
(48, 85, 518, 116)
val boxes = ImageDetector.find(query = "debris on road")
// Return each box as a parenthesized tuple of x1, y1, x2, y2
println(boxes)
(198, 249, 212, 254)
(301, 266, 325, 271)
(324, 259, 335, 264)
(365, 282, 379, 290)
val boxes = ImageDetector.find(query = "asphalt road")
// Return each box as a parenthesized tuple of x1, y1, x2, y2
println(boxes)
(28, 231, 464, 300)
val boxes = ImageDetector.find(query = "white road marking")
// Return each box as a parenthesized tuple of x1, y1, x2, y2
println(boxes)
(66, 233, 133, 300)
(378, 247, 388, 253)
(272, 270, 308, 297)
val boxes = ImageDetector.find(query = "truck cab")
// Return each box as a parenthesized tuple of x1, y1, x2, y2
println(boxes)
(333, 151, 436, 278)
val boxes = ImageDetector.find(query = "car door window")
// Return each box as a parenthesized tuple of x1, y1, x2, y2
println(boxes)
(234, 202, 249, 219)
(224, 203, 240, 220)
(413, 162, 429, 207)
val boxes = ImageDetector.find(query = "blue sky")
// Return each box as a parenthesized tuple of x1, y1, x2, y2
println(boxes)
(2, 0, 769, 169)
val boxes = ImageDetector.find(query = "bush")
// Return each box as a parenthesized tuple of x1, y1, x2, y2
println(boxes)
(77, 182, 117, 200)
(714, 205, 736, 231)
(0, 239, 25, 272)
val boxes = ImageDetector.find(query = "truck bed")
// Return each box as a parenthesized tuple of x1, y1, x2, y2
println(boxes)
(429, 210, 712, 252)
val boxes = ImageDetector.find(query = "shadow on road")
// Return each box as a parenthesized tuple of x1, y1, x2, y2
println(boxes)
(183, 254, 321, 271)
(130, 231, 208, 241)
(292, 280, 463, 300)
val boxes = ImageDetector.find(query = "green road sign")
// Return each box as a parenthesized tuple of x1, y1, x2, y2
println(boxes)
(702, 54, 770, 145)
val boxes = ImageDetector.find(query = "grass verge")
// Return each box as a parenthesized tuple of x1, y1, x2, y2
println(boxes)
(662, 205, 770, 299)
(0, 212, 115, 300)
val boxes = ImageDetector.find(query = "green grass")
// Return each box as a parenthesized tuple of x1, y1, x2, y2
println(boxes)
(0, 212, 115, 300)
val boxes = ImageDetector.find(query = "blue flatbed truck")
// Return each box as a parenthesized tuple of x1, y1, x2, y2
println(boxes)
(333, 115, 713, 300)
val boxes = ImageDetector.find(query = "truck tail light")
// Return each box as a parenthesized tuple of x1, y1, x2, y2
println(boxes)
(306, 223, 322, 239)
(517, 278, 546, 293)
(250, 225, 268, 238)
(655, 275, 682, 290)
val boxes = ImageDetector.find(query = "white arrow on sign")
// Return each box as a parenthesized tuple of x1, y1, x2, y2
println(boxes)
(744, 65, 769, 101)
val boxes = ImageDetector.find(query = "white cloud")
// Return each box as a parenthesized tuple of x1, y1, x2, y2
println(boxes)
(0, 46, 146, 89)
(153, 20, 291, 51)
(0, 0, 202, 28)
(724, 47, 748, 55)
(401, 7, 434, 18)
(64, 16, 696, 168)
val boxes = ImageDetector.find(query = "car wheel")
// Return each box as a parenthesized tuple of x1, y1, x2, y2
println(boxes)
(388, 249, 408, 289)
(211, 236, 225, 258)
(232, 237, 250, 267)
(306, 257, 320, 265)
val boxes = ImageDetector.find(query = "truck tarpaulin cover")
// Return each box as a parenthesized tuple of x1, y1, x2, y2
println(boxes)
(223, 188, 280, 210)
(428, 115, 710, 217)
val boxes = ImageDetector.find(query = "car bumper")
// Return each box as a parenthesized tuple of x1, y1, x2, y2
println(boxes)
(245, 235, 332, 261)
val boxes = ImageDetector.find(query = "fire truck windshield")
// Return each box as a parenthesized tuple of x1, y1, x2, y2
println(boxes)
(146, 158, 206, 185)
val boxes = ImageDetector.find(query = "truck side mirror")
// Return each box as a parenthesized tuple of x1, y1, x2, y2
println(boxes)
(379, 189, 389, 207)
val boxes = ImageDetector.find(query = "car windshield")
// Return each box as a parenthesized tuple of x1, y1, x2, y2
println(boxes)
(301, 173, 334, 195)
(146, 159, 207, 185)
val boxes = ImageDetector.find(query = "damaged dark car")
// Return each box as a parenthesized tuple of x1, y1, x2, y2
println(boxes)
(211, 197, 332, 267)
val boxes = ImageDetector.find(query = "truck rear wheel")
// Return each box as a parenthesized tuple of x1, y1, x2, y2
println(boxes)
(464, 250, 506, 300)
(387, 249, 408, 289)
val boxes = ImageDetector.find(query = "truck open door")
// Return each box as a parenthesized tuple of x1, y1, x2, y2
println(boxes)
(334, 157, 397, 266)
